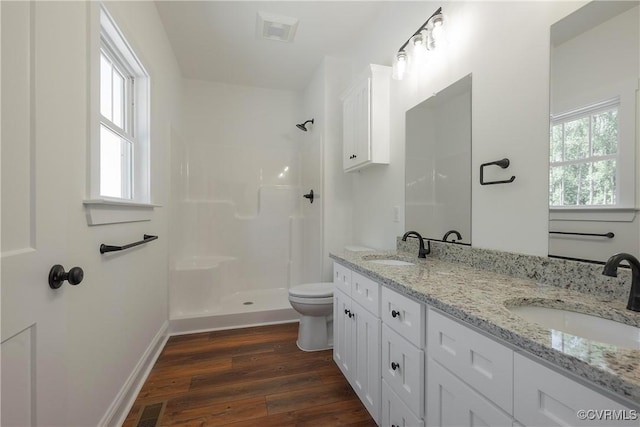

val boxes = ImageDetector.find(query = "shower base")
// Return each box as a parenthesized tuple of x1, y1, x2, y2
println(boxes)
(169, 288, 297, 335)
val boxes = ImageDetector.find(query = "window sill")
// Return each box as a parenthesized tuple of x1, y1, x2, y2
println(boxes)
(83, 198, 162, 226)
(549, 207, 637, 222)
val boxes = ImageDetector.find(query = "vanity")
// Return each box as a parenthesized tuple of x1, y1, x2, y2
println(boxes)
(331, 246, 640, 427)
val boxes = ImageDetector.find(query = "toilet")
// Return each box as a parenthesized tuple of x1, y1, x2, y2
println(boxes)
(288, 282, 334, 351)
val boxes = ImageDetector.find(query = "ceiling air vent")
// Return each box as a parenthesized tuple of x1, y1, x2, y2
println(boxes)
(256, 12, 299, 43)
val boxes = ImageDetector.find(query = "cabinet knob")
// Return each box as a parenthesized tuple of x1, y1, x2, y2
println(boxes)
(391, 362, 400, 371)
(391, 309, 400, 318)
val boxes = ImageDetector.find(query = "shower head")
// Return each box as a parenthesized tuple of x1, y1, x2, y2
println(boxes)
(296, 119, 314, 132)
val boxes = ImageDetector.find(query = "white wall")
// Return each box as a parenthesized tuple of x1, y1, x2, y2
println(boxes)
(301, 57, 355, 281)
(337, 1, 586, 256)
(24, 1, 183, 425)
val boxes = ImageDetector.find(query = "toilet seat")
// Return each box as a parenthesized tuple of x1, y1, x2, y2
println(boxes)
(288, 282, 333, 298)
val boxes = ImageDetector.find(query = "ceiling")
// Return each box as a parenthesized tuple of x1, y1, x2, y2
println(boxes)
(155, 1, 385, 91)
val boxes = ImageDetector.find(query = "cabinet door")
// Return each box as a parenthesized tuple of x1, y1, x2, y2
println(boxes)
(351, 301, 381, 424)
(333, 289, 352, 379)
(381, 324, 424, 417)
(427, 358, 513, 427)
(381, 380, 424, 427)
(343, 77, 371, 171)
(352, 76, 371, 168)
(342, 94, 356, 170)
(514, 353, 638, 427)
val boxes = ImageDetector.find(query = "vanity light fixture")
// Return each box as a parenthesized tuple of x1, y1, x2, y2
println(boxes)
(392, 7, 445, 80)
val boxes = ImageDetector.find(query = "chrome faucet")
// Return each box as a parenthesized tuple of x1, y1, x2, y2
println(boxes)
(602, 252, 640, 312)
(402, 231, 430, 258)
(442, 230, 462, 242)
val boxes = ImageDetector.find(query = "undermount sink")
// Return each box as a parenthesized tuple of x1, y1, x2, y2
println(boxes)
(367, 259, 415, 266)
(508, 305, 640, 350)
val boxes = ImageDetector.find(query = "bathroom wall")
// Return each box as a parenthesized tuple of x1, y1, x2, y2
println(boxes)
(302, 57, 355, 281)
(176, 79, 306, 291)
(338, 1, 586, 256)
(8, 1, 183, 425)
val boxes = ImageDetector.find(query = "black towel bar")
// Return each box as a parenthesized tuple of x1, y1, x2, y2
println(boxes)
(100, 234, 158, 254)
(549, 231, 614, 239)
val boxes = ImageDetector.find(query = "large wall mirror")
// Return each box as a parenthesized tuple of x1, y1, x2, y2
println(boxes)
(405, 74, 472, 245)
(548, 1, 639, 263)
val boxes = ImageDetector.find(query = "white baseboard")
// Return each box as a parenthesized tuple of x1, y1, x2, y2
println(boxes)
(99, 321, 169, 427)
(169, 308, 298, 335)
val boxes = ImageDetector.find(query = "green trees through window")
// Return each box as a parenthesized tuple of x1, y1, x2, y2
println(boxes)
(550, 106, 618, 207)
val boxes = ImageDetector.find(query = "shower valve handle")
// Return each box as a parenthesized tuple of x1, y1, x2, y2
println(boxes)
(303, 189, 314, 204)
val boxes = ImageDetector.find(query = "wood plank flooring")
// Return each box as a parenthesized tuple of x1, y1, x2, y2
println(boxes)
(123, 322, 376, 427)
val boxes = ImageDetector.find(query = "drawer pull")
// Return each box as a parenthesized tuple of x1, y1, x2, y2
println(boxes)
(391, 309, 400, 318)
(344, 309, 351, 316)
(391, 361, 400, 371)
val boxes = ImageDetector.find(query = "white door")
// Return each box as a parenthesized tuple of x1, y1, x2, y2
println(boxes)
(2, 2, 83, 425)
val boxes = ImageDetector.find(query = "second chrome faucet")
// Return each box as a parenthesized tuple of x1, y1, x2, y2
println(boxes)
(402, 231, 430, 258)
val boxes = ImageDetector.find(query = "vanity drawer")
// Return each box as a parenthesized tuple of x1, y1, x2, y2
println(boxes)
(382, 324, 424, 417)
(381, 286, 425, 347)
(427, 308, 513, 415)
(382, 380, 424, 427)
(351, 271, 380, 316)
(333, 262, 352, 296)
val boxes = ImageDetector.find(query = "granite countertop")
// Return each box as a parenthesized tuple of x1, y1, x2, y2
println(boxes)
(329, 250, 640, 407)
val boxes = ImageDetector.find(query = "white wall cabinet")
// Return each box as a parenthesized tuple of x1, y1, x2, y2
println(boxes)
(333, 263, 381, 424)
(341, 64, 391, 172)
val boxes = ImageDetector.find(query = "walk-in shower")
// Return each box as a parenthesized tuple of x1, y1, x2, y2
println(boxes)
(168, 83, 321, 334)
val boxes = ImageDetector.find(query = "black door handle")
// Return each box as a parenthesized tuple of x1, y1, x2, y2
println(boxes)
(49, 265, 84, 289)
(303, 189, 314, 204)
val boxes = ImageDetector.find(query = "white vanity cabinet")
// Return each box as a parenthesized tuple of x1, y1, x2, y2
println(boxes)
(341, 64, 391, 172)
(380, 286, 426, 426)
(333, 262, 381, 423)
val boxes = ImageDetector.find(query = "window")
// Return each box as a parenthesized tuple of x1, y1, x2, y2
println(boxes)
(549, 99, 619, 207)
(100, 46, 134, 198)
(95, 5, 149, 203)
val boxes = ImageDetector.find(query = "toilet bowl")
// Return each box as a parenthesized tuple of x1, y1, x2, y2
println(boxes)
(288, 282, 334, 351)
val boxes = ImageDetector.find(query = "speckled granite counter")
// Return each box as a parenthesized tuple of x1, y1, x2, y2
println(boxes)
(330, 249, 640, 407)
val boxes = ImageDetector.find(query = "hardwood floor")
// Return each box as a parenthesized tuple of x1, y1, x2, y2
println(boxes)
(123, 322, 377, 427)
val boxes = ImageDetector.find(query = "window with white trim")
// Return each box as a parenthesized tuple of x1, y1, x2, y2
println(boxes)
(549, 99, 620, 207)
(97, 6, 149, 202)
